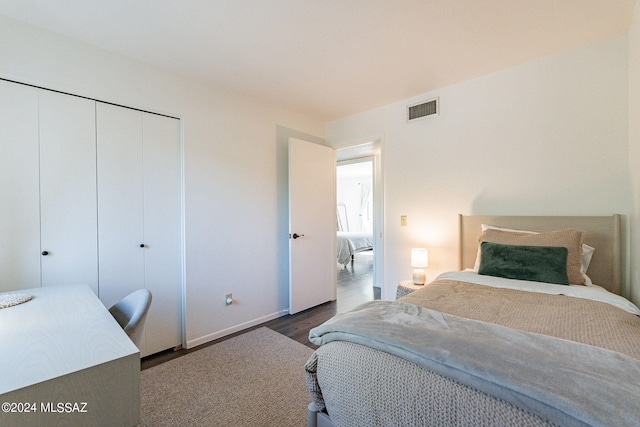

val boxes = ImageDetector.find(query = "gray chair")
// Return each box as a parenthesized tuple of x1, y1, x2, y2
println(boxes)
(108, 289, 152, 348)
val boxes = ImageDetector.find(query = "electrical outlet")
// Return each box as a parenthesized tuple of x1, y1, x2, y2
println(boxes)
(225, 293, 233, 306)
(401, 215, 407, 227)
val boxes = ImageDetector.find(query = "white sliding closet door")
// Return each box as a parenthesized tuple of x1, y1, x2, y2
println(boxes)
(39, 91, 98, 293)
(96, 103, 145, 308)
(97, 103, 181, 357)
(0, 81, 40, 292)
(142, 113, 182, 356)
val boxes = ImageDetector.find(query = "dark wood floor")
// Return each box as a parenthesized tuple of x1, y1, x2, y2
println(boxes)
(141, 251, 379, 370)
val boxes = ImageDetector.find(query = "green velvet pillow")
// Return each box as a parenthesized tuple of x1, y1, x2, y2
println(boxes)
(478, 241, 570, 285)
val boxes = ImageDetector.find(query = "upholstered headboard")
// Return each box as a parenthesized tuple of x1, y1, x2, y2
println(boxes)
(459, 215, 622, 295)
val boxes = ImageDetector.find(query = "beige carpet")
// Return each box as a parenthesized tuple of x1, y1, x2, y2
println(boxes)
(140, 327, 315, 427)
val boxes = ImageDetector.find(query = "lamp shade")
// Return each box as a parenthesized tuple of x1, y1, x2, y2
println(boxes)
(411, 248, 429, 268)
(411, 248, 428, 285)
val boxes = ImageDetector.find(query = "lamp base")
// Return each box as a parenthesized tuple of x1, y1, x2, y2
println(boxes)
(412, 269, 426, 285)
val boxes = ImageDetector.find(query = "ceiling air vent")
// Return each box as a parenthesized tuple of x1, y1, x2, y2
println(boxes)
(407, 97, 439, 122)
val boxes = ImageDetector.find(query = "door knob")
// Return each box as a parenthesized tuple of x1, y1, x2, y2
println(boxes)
(140, 244, 145, 248)
(290, 233, 305, 239)
(41, 251, 49, 256)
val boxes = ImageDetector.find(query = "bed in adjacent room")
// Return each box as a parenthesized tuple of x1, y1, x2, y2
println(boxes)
(336, 231, 373, 267)
(307, 214, 640, 427)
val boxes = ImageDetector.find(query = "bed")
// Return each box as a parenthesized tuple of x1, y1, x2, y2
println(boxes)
(337, 231, 373, 267)
(306, 214, 640, 427)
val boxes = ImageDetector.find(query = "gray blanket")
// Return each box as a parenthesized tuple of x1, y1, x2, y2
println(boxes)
(309, 300, 640, 427)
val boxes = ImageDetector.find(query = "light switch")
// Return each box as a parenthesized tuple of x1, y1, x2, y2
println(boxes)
(401, 215, 407, 227)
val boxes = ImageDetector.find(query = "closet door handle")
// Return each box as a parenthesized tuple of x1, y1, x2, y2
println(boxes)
(140, 244, 145, 248)
(41, 251, 49, 256)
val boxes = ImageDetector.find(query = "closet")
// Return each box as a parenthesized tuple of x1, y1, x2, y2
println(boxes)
(0, 79, 182, 357)
(40, 91, 100, 291)
(0, 81, 41, 289)
(96, 103, 182, 357)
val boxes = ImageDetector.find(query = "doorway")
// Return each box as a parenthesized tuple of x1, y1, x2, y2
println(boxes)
(335, 140, 382, 312)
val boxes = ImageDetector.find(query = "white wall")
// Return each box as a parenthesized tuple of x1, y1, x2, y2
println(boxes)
(628, 0, 640, 305)
(327, 35, 632, 302)
(0, 16, 325, 348)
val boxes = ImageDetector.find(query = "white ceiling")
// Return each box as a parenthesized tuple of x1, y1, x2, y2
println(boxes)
(0, 0, 634, 121)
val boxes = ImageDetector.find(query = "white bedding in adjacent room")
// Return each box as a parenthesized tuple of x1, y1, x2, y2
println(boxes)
(336, 231, 373, 266)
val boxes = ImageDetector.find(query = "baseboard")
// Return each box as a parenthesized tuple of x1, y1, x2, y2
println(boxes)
(185, 309, 289, 349)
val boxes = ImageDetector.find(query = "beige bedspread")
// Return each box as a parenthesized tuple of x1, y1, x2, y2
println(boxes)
(306, 279, 640, 426)
(400, 279, 640, 359)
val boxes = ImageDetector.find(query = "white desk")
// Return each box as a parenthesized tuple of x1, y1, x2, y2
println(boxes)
(0, 284, 140, 426)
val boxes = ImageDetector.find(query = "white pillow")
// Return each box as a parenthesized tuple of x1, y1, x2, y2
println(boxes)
(481, 224, 537, 234)
(473, 224, 595, 275)
(580, 243, 595, 273)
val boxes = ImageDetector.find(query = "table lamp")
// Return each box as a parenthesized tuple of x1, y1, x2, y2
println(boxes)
(411, 248, 429, 285)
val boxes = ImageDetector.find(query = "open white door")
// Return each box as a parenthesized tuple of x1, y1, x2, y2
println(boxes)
(289, 138, 336, 314)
